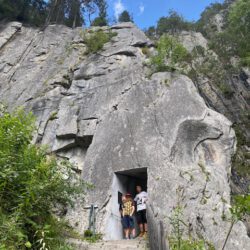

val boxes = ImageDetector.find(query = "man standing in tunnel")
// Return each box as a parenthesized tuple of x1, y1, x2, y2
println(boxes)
(134, 185, 148, 237)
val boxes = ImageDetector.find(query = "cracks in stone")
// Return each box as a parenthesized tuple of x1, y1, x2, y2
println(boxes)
(0, 24, 22, 54)
(15, 88, 26, 101)
(74, 75, 134, 93)
(54, 135, 93, 153)
(54, 69, 74, 89)
(111, 51, 136, 57)
(97, 48, 137, 58)
(197, 158, 213, 206)
(112, 104, 118, 110)
(196, 215, 206, 232)
(75, 72, 106, 81)
(121, 85, 132, 95)
(111, 25, 133, 30)
(61, 92, 76, 96)
(132, 42, 154, 48)
(98, 195, 111, 212)
(7, 32, 42, 84)
(153, 111, 164, 138)
(193, 131, 222, 156)
(82, 117, 98, 120)
(25, 97, 33, 102)
(197, 79, 236, 119)
(125, 114, 141, 168)
(142, 87, 164, 138)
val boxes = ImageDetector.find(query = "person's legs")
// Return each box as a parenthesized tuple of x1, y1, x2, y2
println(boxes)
(141, 209, 148, 236)
(139, 224, 144, 234)
(131, 227, 136, 238)
(136, 211, 144, 236)
(129, 216, 136, 239)
(125, 229, 129, 239)
(123, 216, 130, 239)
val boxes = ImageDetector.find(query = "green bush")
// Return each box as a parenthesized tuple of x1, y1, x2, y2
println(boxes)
(0, 107, 85, 249)
(84, 229, 93, 238)
(218, 83, 234, 99)
(84, 30, 117, 54)
(168, 205, 214, 250)
(150, 34, 189, 73)
(221, 194, 250, 249)
(231, 194, 250, 219)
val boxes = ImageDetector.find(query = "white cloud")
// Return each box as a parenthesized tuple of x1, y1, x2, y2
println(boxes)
(139, 2, 145, 15)
(114, 0, 125, 20)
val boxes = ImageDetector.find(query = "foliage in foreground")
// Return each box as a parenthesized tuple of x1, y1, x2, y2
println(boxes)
(0, 107, 85, 249)
(168, 194, 250, 250)
(150, 34, 189, 74)
(83, 230, 102, 243)
(168, 206, 214, 250)
(221, 194, 250, 249)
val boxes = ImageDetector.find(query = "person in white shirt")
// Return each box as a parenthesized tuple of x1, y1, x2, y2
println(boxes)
(134, 185, 148, 237)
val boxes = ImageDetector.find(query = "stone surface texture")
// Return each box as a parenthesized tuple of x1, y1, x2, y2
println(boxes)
(0, 22, 249, 249)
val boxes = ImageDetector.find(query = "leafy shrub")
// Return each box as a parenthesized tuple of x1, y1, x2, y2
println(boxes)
(231, 194, 250, 219)
(218, 83, 234, 99)
(84, 229, 93, 238)
(150, 34, 189, 73)
(84, 30, 117, 54)
(168, 205, 213, 250)
(83, 230, 102, 243)
(222, 194, 250, 249)
(240, 52, 250, 67)
(0, 107, 85, 249)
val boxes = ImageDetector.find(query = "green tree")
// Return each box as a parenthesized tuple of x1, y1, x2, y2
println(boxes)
(156, 10, 194, 35)
(0, 107, 85, 249)
(91, 0, 108, 26)
(145, 26, 156, 38)
(118, 10, 133, 23)
(150, 34, 189, 73)
(227, 0, 250, 66)
(196, 3, 224, 36)
(67, 0, 84, 28)
(0, 0, 47, 26)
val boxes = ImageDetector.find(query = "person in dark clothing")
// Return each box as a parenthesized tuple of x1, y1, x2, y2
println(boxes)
(134, 185, 148, 237)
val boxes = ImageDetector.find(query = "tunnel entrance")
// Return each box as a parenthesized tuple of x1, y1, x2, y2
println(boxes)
(105, 168, 147, 240)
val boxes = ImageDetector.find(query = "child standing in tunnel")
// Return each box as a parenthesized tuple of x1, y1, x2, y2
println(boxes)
(121, 193, 135, 239)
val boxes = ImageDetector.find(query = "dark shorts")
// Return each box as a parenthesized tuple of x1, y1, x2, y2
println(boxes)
(136, 209, 147, 224)
(122, 215, 134, 229)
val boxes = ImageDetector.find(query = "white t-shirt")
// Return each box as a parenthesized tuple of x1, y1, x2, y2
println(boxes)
(134, 191, 148, 211)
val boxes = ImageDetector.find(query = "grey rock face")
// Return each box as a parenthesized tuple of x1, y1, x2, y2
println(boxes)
(0, 22, 249, 249)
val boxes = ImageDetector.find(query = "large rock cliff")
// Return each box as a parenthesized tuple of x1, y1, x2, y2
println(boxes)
(0, 22, 249, 249)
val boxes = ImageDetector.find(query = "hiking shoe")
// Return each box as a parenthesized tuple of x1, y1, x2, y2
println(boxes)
(143, 232, 148, 238)
(138, 232, 144, 237)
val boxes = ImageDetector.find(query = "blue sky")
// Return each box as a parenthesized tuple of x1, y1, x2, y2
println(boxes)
(107, 0, 224, 29)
